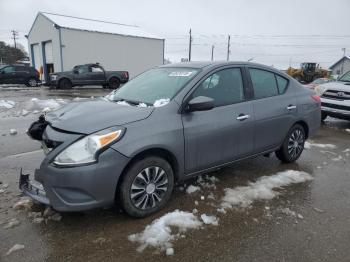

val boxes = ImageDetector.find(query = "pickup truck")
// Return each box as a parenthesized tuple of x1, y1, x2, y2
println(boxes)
(49, 63, 129, 89)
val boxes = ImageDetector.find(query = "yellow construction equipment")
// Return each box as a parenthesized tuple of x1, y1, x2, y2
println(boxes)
(286, 62, 329, 83)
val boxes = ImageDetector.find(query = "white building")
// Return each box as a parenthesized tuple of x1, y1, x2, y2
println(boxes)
(27, 12, 165, 81)
(329, 56, 350, 76)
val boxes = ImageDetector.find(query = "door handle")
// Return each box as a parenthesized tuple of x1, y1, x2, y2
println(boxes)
(286, 105, 297, 110)
(236, 114, 250, 121)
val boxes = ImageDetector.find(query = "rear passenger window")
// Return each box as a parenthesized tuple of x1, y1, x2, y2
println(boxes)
(249, 69, 278, 99)
(275, 75, 288, 94)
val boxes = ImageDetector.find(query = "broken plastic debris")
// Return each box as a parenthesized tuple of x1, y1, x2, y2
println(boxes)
(6, 244, 25, 256)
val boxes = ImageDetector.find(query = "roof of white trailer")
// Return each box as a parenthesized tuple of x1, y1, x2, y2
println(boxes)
(36, 12, 163, 40)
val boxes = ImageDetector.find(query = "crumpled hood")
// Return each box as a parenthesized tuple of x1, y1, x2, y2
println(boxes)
(46, 98, 153, 134)
(319, 81, 350, 92)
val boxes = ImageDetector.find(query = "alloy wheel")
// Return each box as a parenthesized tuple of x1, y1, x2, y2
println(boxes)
(130, 166, 168, 210)
(287, 129, 304, 158)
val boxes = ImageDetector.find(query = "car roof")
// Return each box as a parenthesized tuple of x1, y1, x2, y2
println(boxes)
(160, 61, 287, 76)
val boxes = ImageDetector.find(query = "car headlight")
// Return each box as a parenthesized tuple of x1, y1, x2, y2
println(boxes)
(51, 75, 57, 81)
(315, 85, 326, 96)
(53, 128, 125, 166)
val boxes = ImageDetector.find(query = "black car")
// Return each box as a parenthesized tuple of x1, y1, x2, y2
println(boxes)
(0, 64, 40, 87)
(48, 63, 129, 89)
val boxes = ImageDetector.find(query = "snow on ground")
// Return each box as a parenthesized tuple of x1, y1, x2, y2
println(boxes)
(0, 100, 15, 109)
(30, 98, 67, 112)
(186, 185, 200, 194)
(201, 214, 219, 226)
(5, 244, 25, 256)
(9, 129, 17, 135)
(304, 141, 336, 149)
(220, 170, 313, 210)
(128, 210, 202, 253)
(331, 155, 343, 161)
(153, 98, 170, 107)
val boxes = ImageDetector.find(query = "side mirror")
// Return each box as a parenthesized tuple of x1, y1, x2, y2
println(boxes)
(187, 96, 214, 112)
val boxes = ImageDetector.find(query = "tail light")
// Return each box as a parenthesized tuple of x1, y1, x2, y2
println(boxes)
(311, 95, 321, 103)
(122, 72, 129, 79)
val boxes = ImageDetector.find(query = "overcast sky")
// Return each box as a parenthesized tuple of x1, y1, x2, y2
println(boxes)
(0, 0, 349, 69)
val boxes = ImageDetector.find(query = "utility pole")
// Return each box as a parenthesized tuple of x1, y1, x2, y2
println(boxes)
(211, 45, 214, 61)
(341, 47, 346, 75)
(227, 35, 231, 61)
(188, 29, 192, 62)
(11, 30, 18, 49)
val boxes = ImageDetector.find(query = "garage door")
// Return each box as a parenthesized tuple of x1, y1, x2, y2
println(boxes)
(44, 41, 53, 64)
(32, 44, 42, 71)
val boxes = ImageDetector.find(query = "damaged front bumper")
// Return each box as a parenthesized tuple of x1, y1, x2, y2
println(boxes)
(19, 169, 50, 205)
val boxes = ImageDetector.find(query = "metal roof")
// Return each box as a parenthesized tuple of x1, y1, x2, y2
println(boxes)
(39, 12, 164, 40)
(329, 56, 350, 69)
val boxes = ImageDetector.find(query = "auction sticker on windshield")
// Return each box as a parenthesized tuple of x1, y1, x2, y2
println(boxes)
(168, 71, 194, 77)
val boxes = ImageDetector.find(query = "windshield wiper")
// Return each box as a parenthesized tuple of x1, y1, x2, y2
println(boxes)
(113, 97, 151, 106)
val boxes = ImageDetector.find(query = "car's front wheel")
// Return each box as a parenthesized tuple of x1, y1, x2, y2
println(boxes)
(119, 156, 174, 218)
(59, 78, 72, 89)
(275, 124, 305, 163)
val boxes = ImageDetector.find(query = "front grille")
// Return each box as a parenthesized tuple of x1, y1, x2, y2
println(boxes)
(321, 102, 350, 111)
(322, 89, 350, 100)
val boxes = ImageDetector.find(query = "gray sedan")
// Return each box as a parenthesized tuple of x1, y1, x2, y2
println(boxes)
(21, 62, 321, 217)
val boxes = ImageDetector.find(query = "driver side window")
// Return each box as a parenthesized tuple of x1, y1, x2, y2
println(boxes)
(191, 68, 245, 107)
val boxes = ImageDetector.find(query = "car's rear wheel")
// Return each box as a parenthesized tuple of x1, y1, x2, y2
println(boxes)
(275, 124, 305, 163)
(59, 78, 72, 89)
(27, 78, 38, 87)
(108, 77, 120, 89)
(321, 112, 328, 121)
(119, 156, 174, 218)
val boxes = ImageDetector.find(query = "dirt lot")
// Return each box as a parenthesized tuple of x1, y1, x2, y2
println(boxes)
(1, 86, 350, 262)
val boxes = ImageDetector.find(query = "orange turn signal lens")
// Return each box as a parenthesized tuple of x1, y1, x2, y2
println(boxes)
(98, 131, 121, 146)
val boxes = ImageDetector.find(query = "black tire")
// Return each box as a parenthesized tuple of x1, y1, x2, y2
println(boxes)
(321, 112, 328, 121)
(275, 124, 306, 163)
(27, 78, 38, 87)
(119, 156, 174, 218)
(108, 77, 120, 89)
(59, 78, 72, 89)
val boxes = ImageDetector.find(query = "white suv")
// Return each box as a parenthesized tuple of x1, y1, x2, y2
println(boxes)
(316, 70, 350, 121)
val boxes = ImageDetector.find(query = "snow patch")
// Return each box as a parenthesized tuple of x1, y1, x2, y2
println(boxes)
(116, 100, 131, 106)
(201, 214, 219, 226)
(331, 155, 343, 161)
(128, 210, 202, 253)
(186, 185, 200, 194)
(9, 129, 17, 135)
(6, 244, 25, 256)
(220, 170, 313, 209)
(30, 98, 66, 112)
(0, 100, 15, 109)
(153, 98, 170, 107)
(304, 141, 336, 149)
(4, 218, 20, 229)
(13, 197, 33, 211)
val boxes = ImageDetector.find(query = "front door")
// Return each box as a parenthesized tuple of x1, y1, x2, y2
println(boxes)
(182, 67, 254, 175)
(0, 66, 16, 84)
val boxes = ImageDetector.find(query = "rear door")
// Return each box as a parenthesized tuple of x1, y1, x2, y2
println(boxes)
(89, 65, 105, 85)
(182, 67, 255, 174)
(247, 67, 297, 153)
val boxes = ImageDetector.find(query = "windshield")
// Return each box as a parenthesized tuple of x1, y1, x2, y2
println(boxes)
(338, 71, 350, 82)
(107, 67, 200, 106)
